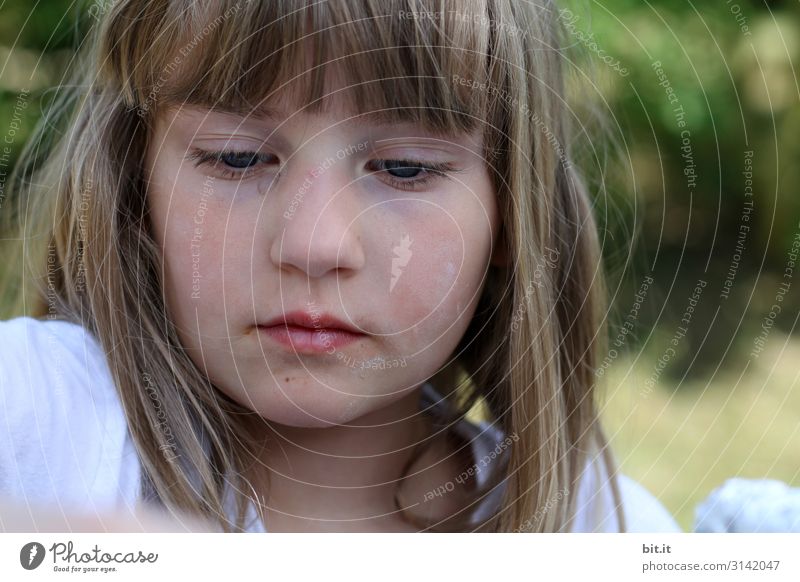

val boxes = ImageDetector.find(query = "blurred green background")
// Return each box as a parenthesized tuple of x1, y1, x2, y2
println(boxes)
(0, 0, 798, 531)
(561, 0, 800, 532)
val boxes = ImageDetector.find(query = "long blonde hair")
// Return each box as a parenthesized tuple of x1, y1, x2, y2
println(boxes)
(2, 0, 624, 532)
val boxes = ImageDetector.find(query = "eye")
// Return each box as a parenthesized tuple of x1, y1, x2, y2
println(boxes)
(216, 151, 263, 168)
(367, 158, 458, 191)
(381, 159, 426, 178)
(186, 148, 279, 180)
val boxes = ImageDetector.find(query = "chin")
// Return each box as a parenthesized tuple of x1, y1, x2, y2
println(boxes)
(238, 381, 368, 429)
(261, 409, 344, 429)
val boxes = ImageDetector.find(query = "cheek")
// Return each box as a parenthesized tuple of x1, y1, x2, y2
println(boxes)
(384, 202, 494, 341)
(149, 180, 234, 327)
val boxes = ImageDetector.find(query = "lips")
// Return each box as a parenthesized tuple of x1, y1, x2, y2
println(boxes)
(257, 309, 366, 353)
(259, 310, 362, 334)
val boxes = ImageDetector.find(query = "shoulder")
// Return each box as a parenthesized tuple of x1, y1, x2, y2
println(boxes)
(570, 454, 682, 532)
(0, 317, 141, 510)
(0, 315, 107, 374)
(0, 316, 122, 417)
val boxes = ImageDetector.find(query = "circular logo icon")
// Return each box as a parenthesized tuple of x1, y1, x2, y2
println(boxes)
(19, 542, 46, 570)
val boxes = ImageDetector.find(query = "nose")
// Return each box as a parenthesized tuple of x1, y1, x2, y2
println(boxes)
(270, 158, 365, 279)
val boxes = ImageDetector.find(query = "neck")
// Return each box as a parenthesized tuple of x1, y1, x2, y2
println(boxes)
(249, 384, 440, 532)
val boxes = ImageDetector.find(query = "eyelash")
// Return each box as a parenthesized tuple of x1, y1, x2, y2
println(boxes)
(185, 148, 457, 191)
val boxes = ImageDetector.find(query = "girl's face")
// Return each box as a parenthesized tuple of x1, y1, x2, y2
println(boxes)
(145, 97, 501, 428)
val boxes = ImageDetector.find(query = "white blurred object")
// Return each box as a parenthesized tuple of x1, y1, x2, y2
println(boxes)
(694, 478, 800, 532)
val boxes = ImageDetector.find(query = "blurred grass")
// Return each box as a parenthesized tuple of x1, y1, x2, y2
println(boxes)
(601, 330, 800, 532)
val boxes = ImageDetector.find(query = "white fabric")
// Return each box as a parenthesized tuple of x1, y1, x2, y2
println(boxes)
(569, 448, 682, 532)
(0, 316, 681, 532)
(0, 317, 141, 515)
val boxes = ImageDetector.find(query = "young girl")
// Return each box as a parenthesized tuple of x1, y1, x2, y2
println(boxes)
(0, 0, 680, 533)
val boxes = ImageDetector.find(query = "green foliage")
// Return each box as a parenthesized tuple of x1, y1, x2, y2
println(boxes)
(562, 0, 800, 383)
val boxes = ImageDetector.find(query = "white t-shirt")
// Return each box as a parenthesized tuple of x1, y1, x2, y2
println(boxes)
(0, 316, 681, 532)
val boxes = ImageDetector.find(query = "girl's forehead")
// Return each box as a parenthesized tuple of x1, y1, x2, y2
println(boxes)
(122, 0, 549, 154)
(136, 2, 501, 138)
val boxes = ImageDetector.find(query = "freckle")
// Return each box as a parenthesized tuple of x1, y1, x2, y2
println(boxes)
(285, 377, 290, 382)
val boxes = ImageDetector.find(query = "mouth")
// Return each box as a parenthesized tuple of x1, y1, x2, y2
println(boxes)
(256, 310, 367, 354)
